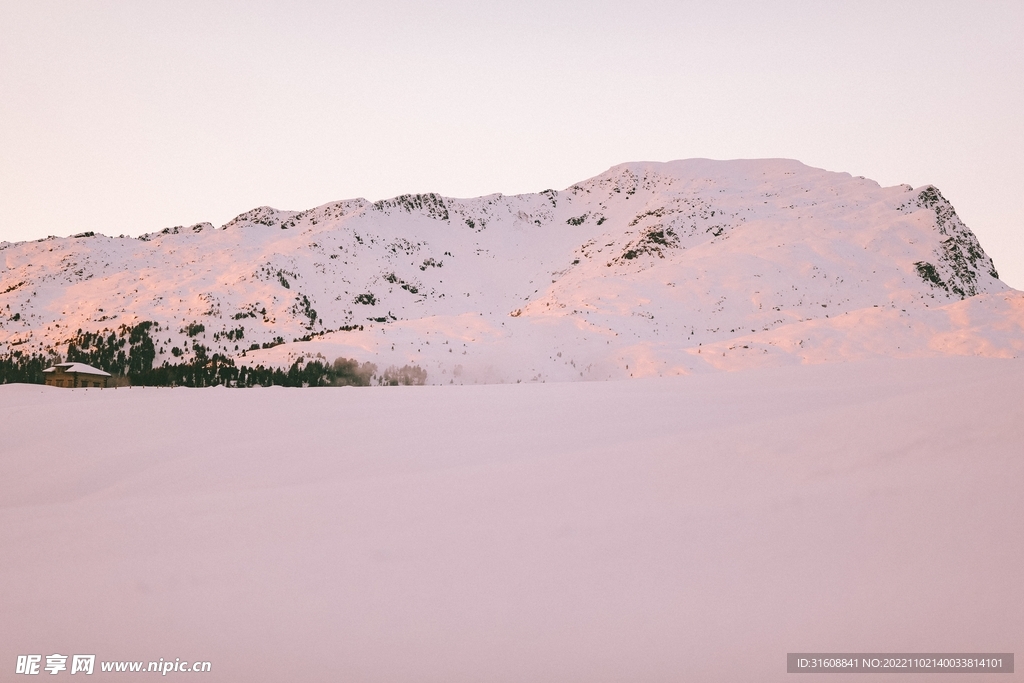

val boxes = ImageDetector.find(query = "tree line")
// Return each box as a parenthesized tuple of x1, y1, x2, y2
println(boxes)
(1, 321, 426, 387)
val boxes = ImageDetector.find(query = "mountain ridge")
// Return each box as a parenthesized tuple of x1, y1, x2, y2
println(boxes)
(2, 159, 1021, 384)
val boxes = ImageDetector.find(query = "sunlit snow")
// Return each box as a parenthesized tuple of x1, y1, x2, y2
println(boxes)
(1, 357, 1021, 681)
(2, 159, 1020, 383)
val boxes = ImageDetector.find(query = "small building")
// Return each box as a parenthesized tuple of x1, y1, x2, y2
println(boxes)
(43, 362, 112, 388)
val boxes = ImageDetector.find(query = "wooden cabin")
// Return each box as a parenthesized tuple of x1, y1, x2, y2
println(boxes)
(43, 362, 111, 388)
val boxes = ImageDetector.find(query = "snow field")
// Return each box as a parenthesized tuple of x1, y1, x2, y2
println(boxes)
(1, 356, 1021, 681)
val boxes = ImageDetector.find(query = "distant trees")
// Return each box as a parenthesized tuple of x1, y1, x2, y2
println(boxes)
(65, 321, 160, 376)
(0, 350, 59, 384)
(331, 358, 377, 386)
(127, 321, 156, 376)
(182, 323, 205, 337)
(1, 348, 427, 389)
(1, 319, 427, 388)
(381, 364, 427, 386)
(330, 358, 428, 386)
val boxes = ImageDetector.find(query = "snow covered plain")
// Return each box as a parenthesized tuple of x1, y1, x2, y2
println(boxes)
(2, 356, 1021, 681)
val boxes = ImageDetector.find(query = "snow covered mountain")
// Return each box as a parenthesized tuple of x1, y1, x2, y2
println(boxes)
(1, 158, 1022, 384)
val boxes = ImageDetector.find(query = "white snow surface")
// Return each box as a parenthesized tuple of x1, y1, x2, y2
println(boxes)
(1, 356, 1021, 681)
(2, 159, 1021, 383)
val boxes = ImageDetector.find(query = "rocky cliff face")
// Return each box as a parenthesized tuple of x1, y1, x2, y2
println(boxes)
(1, 159, 1021, 383)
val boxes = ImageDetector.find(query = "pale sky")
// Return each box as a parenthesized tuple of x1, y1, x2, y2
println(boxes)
(2, 0, 1022, 287)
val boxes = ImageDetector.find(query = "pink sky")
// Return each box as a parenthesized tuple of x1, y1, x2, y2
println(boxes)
(1, 1, 1021, 288)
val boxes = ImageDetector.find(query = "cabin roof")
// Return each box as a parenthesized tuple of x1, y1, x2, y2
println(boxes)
(42, 362, 112, 377)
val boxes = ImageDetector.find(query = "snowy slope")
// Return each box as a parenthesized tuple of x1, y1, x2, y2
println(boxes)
(1, 356, 1021, 681)
(2, 159, 1021, 383)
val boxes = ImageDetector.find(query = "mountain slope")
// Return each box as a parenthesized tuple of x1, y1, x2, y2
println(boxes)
(1, 159, 1021, 383)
